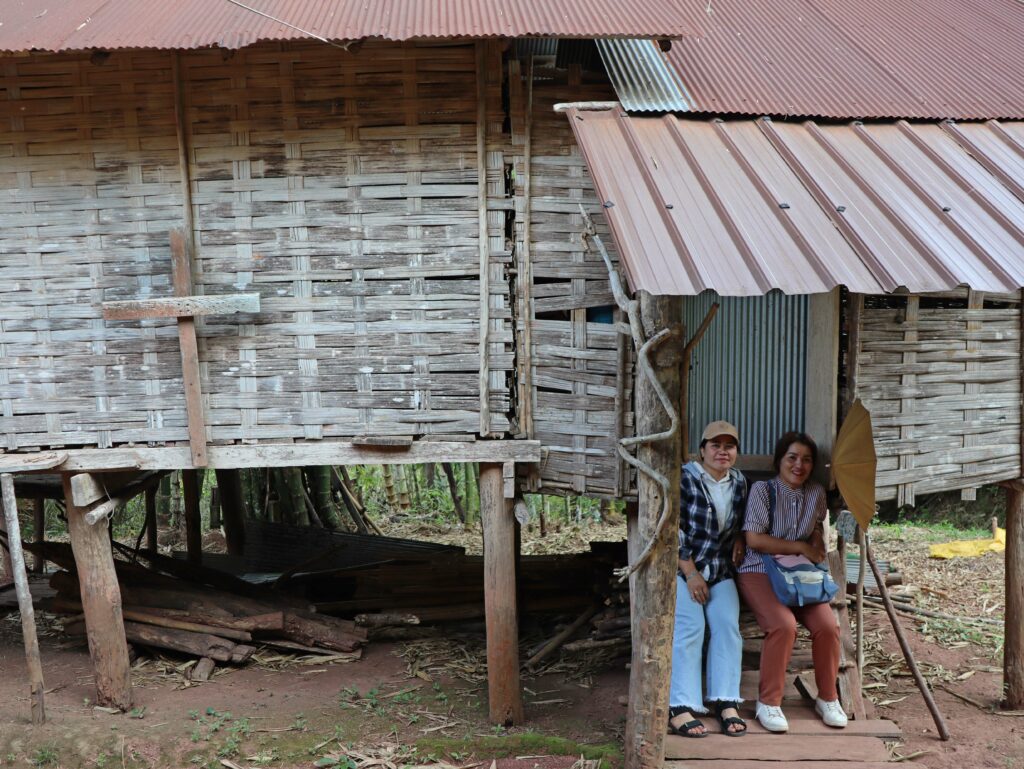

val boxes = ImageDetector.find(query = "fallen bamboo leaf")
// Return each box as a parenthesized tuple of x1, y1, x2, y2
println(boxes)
(892, 750, 931, 762)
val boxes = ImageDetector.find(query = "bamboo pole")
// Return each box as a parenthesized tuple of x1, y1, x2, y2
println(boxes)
(866, 535, 949, 740)
(0, 474, 46, 723)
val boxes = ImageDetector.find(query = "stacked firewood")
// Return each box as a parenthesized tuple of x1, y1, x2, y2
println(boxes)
(26, 542, 366, 676)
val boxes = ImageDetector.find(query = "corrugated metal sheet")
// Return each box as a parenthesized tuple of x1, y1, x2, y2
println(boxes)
(0, 0, 695, 52)
(596, 38, 691, 112)
(565, 108, 1024, 297)
(664, 0, 1024, 120)
(684, 291, 806, 456)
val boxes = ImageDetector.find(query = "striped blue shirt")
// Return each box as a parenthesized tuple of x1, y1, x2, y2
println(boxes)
(738, 477, 827, 575)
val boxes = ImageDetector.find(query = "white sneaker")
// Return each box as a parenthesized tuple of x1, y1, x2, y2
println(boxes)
(815, 698, 848, 728)
(755, 701, 789, 732)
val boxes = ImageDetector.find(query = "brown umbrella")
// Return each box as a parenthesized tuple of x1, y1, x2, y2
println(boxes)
(831, 399, 877, 530)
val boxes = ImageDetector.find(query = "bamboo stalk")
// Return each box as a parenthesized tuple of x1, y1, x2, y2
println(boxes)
(1, 474, 46, 723)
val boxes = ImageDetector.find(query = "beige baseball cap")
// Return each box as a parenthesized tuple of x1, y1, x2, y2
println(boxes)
(701, 420, 740, 445)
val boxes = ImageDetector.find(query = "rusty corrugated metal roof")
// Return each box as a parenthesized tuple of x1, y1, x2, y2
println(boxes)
(565, 107, 1024, 296)
(0, 0, 695, 52)
(664, 0, 1024, 120)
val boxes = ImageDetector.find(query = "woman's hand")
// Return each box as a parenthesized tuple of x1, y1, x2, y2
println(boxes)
(801, 539, 826, 563)
(687, 573, 709, 604)
(732, 537, 746, 567)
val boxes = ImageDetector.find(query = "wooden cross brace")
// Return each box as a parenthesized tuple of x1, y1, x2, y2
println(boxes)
(102, 228, 260, 467)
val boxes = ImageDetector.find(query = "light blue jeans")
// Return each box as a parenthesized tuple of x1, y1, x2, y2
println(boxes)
(669, 575, 743, 713)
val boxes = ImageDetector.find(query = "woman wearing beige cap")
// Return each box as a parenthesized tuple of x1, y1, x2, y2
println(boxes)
(669, 420, 748, 737)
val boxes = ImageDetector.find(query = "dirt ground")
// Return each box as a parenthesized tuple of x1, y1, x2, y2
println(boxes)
(0, 519, 1020, 769)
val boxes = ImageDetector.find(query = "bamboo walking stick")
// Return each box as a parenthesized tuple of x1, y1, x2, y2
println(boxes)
(0, 473, 46, 724)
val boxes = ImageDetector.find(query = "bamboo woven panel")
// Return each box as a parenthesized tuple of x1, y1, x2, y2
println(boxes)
(513, 66, 633, 498)
(0, 42, 512, 451)
(855, 291, 1021, 502)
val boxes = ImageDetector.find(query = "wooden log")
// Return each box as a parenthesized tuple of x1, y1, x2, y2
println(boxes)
(182, 469, 203, 565)
(32, 498, 46, 573)
(281, 612, 366, 652)
(214, 469, 247, 555)
(524, 604, 601, 669)
(63, 474, 133, 710)
(1003, 481, 1024, 709)
(123, 621, 236, 662)
(626, 292, 683, 769)
(0, 499, 11, 583)
(1, 474, 46, 723)
(354, 612, 420, 627)
(191, 657, 215, 682)
(480, 462, 523, 725)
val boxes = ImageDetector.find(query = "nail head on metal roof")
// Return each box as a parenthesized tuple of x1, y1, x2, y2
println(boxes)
(603, 201, 615, 209)
(665, 204, 674, 210)
(836, 205, 846, 213)
(942, 206, 952, 212)
(779, 203, 790, 209)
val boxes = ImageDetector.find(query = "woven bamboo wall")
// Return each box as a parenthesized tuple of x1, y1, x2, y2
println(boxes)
(854, 290, 1021, 503)
(510, 63, 633, 498)
(0, 42, 512, 451)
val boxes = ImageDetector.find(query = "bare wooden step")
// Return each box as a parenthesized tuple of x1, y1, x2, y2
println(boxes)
(664, 734, 892, 762)
(692, 717, 901, 738)
(666, 762, 893, 769)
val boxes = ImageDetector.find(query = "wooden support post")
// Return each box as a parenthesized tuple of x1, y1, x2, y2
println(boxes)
(169, 228, 209, 468)
(625, 499, 640, 624)
(480, 462, 523, 726)
(806, 288, 840, 487)
(32, 498, 45, 573)
(215, 469, 247, 556)
(0, 501, 11, 583)
(62, 474, 133, 710)
(1003, 481, 1024, 709)
(144, 487, 158, 552)
(182, 469, 203, 565)
(1, 474, 46, 723)
(625, 292, 683, 769)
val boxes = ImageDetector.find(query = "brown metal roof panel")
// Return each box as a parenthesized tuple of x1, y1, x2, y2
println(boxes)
(664, 0, 1024, 120)
(0, 0, 697, 52)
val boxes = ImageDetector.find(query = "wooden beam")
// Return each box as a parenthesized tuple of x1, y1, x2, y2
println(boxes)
(0, 451, 68, 473)
(897, 295, 920, 507)
(0, 474, 46, 723)
(144, 486, 158, 552)
(476, 41, 491, 436)
(52, 440, 542, 472)
(806, 288, 840, 486)
(169, 227, 208, 468)
(183, 469, 203, 565)
(101, 293, 260, 321)
(625, 292, 683, 769)
(77, 472, 167, 526)
(1005, 480, 1024, 709)
(70, 471, 144, 508)
(62, 473, 133, 710)
(214, 469, 247, 556)
(480, 462, 523, 725)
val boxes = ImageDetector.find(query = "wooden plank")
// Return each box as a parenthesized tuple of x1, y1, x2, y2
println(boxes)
(897, 296, 919, 507)
(476, 41, 491, 436)
(665, 761, 894, 769)
(169, 228, 208, 468)
(961, 290, 985, 500)
(54, 440, 541, 471)
(63, 473, 133, 711)
(806, 289, 840, 484)
(663, 734, 891, 762)
(0, 452, 68, 473)
(101, 293, 260, 321)
(480, 462, 523, 725)
(698, 716, 900, 738)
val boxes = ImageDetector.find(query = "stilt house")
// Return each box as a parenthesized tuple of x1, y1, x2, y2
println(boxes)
(2, 1, 1024, 767)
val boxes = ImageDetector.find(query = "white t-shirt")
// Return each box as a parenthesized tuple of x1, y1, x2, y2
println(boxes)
(699, 466, 734, 536)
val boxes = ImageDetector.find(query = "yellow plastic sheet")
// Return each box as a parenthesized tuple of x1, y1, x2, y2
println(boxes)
(929, 528, 1006, 559)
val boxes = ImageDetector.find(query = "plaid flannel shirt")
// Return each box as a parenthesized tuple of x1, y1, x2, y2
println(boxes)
(678, 462, 748, 586)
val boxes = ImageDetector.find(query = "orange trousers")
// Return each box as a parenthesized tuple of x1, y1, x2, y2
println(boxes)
(737, 572, 840, 706)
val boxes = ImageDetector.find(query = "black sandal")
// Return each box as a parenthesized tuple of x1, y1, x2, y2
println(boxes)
(714, 702, 747, 737)
(668, 706, 707, 738)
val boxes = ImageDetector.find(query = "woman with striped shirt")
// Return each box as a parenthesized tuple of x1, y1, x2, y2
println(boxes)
(737, 432, 846, 733)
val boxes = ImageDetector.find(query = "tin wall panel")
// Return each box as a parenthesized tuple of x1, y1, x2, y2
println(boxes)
(683, 291, 806, 457)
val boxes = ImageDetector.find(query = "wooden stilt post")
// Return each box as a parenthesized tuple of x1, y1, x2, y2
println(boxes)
(32, 498, 45, 573)
(62, 473, 133, 710)
(1, 474, 46, 723)
(480, 462, 523, 726)
(215, 469, 248, 556)
(183, 469, 203, 564)
(0, 501, 12, 583)
(1003, 481, 1024, 709)
(144, 487, 158, 552)
(625, 499, 640, 624)
(625, 292, 683, 769)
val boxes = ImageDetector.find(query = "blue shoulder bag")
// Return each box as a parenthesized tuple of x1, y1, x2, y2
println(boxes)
(760, 483, 839, 607)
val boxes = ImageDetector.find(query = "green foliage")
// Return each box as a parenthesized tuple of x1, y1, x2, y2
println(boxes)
(876, 484, 1005, 533)
(29, 746, 59, 767)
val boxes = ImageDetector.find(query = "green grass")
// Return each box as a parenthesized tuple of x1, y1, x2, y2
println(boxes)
(417, 731, 622, 768)
(875, 483, 1005, 535)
